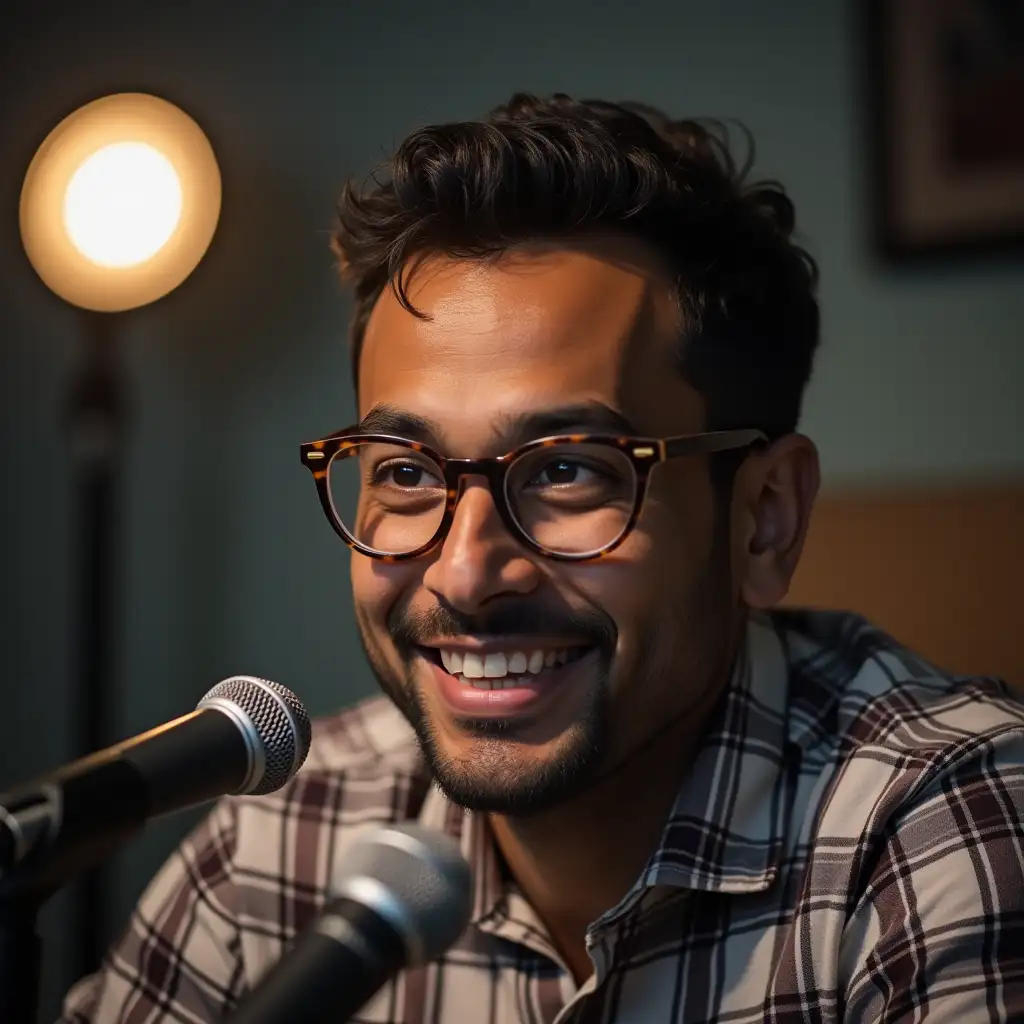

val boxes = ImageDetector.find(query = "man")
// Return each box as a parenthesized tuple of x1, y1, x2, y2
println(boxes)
(63, 93, 1024, 1023)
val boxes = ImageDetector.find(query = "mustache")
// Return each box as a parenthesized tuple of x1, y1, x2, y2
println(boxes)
(388, 601, 617, 653)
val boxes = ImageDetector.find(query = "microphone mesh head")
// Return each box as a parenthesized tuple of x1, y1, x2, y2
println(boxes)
(335, 823, 473, 962)
(199, 676, 312, 794)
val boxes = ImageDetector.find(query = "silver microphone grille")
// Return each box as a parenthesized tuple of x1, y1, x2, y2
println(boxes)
(198, 676, 312, 795)
(333, 823, 472, 963)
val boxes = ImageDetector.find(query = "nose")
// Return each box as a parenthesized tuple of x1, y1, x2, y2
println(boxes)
(421, 478, 543, 615)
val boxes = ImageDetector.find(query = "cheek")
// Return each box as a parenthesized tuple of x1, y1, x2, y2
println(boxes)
(567, 529, 664, 660)
(350, 554, 410, 630)
(567, 484, 712, 663)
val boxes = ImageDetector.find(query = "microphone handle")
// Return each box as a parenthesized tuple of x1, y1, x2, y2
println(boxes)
(227, 897, 408, 1024)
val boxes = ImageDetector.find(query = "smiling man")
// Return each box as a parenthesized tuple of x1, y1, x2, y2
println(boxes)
(64, 94, 1024, 1023)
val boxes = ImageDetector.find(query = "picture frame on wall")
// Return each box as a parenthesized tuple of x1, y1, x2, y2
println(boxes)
(867, 0, 1024, 259)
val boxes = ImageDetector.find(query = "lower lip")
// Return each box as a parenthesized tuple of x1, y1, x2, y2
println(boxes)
(421, 650, 597, 719)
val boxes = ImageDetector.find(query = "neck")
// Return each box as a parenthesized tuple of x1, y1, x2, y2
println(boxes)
(487, 697, 714, 983)
(492, 730, 685, 903)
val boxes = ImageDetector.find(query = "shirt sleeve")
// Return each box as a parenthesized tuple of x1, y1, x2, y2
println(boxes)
(58, 798, 245, 1024)
(842, 727, 1024, 1023)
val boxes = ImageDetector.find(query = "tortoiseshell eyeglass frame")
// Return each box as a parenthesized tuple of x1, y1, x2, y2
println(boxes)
(299, 427, 768, 563)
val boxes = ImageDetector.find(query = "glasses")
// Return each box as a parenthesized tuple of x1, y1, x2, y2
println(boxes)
(299, 427, 767, 562)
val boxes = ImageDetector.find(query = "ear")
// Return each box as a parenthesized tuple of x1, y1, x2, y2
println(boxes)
(734, 434, 820, 609)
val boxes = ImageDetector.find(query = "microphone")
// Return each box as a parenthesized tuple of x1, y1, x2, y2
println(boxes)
(226, 823, 473, 1024)
(0, 675, 311, 891)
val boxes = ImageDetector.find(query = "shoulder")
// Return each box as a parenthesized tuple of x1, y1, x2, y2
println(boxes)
(772, 606, 1024, 868)
(202, 696, 433, 951)
(769, 612, 1024, 1017)
(772, 607, 1024, 763)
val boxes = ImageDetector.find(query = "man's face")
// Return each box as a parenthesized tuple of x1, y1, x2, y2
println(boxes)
(351, 240, 740, 816)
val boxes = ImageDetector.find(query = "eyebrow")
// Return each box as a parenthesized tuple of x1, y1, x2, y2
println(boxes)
(355, 401, 640, 451)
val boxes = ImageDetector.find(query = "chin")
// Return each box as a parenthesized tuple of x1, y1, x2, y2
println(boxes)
(414, 702, 609, 816)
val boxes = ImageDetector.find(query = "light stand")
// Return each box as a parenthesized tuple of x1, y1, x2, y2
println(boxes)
(12, 91, 221, 1019)
(66, 310, 127, 976)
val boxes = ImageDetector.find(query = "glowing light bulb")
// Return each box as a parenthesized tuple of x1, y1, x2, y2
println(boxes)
(21, 93, 221, 311)
(63, 142, 183, 269)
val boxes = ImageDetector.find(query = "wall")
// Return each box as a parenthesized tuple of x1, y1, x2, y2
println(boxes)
(787, 485, 1023, 685)
(1, 0, 1021, 1016)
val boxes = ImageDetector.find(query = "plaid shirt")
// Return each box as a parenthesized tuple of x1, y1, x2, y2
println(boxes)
(60, 609, 1024, 1023)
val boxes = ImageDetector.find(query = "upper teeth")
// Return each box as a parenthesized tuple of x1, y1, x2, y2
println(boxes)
(439, 648, 572, 679)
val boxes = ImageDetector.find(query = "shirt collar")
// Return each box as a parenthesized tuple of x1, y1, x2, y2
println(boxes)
(418, 611, 796, 925)
(637, 612, 795, 896)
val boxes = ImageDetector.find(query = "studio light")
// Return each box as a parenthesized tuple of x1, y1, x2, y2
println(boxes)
(20, 91, 221, 311)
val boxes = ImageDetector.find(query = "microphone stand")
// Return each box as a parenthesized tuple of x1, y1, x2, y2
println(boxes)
(0, 791, 145, 1024)
(0, 896, 43, 1024)
(0, 790, 67, 1023)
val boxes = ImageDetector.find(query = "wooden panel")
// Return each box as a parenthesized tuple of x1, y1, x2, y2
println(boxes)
(786, 484, 1024, 687)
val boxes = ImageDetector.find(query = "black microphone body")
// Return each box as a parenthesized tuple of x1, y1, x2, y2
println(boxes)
(228, 897, 407, 1024)
(0, 676, 311, 897)
(1, 709, 244, 892)
(226, 823, 473, 1024)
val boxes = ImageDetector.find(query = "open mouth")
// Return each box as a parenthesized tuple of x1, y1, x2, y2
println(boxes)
(420, 645, 593, 690)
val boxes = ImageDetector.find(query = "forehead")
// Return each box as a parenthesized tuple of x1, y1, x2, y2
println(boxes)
(357, 242, 704, 449)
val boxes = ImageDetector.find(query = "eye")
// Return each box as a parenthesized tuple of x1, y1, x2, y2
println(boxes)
(511, 446, 634, 511)
(528, 458, 607, 488)
(371, 459, 443, 490)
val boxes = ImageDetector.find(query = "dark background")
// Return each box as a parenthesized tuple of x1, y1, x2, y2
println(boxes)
(1, 1, 1021, 1018)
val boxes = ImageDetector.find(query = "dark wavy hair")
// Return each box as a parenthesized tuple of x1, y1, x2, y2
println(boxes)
(332, 92, 819, 440)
